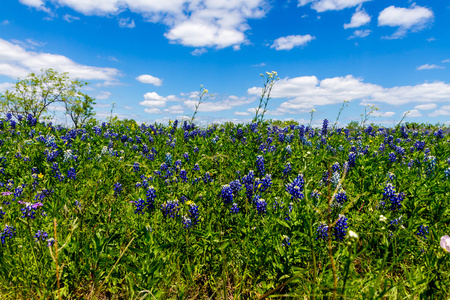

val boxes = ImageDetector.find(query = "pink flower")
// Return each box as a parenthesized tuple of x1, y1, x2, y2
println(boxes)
(1, 192, 12, 196)
(440, 235, 450, 253)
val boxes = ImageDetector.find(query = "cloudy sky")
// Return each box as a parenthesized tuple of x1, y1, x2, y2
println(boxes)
(1, 0, 449, 126)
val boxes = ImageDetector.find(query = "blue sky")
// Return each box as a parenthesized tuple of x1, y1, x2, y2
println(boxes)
(1, 0, 449, 126)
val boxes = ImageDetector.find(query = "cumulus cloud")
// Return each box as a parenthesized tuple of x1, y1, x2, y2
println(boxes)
(416, 64, 445, 70)
(183, 95, 255, 112)
(378, 111, 395, 117)
(441, 59, 450, 63)
(298, 0, 371, 12)
(118, 17, 135, 28)
(429, 106, 450, 117)
(0, 82, 13, 93)
(136, 74, 162, 86)
(344, 8, 371, 29)
(140, 92, 177, 108)
(191, 48, 207, 56)
(378, 5, 434, 39)
(234, 111, 250, 116)
(348, 29, 371, 39)
(247, 75, 450, 115)
(20, 0, 270, 49)
(414, 103, 436, 110)
(405, 109, 422, 117)
(0, 38, 121, 84)
(95, 91, 111, 99)
(270, 34, 315, 50)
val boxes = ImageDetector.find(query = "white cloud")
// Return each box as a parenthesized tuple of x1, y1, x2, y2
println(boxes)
(63, 14, 80, 22)
(348, 29, 371, 39)
(442, 59, 450, 63)
(183, 95, 254, 112)
(378, 111, 396, 117)
(247, 74, 450, 115)
(251, 62, 266, 67)
(429, 106, 450, 117)
(414, 103, 436, 110)
(427, 37, 435, 42)
(163, 105, 184, 114)
(0, 38, 121, 84)
(405, 109, 422, 117)
(136, 74, 162, 86)
(95, 91, 111, 99)
(94, 103, 111, 108)
(344, 8, 370, 29)
(2, 20, 10, 25)
(298, 0, 371, 12)
(378, 5, 434, 39)
(139, 92, 178, 109)
(124, 105, 134, 110)
(118, 17, 135, 28)
(191, 48, 208, 56)
(144, 108, 162, 114)
(234, 111, 250, 116)
(9, 38, 46, 49)
(23, 0, 270, 49)
(416, 64, 445, 70)
(270, 34, 315, 50)
(0, 82, 12, 93)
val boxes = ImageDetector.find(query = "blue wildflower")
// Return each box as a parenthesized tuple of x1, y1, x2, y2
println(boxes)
(256, 155, 265, 176)
(230, 203, 239, 214)
(285, 174, 305, 201)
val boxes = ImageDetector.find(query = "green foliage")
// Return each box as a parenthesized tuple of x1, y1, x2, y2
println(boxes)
(0, 68, 96, 127)
(0, 115, 450, 299)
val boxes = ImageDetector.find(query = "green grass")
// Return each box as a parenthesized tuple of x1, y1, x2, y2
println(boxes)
(0, 118, 449, 299)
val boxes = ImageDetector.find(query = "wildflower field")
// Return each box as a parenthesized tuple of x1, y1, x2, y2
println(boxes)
(0, 114, 450, 299)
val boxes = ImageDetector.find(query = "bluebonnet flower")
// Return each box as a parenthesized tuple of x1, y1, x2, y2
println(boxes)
(333, 215, 348, 241)
(202, 172, 212, 184)
(416, 225, 429, 239)
(19, 201, 43, 219)
(1, 225, 16, 245)
(179, 169, 188, 182)
(285, 145, 292, 154)
(283, 162, 292, 177)
(193, 163, 200, 171)
(256, 155, 265, 176)
(316, 223, 328, 241)
(229, 179, 242, 195)
(67, 167, 76, 180)
(183, 202, 199, 229)
(321, 119, 329, 136)
(285, 174, 305, 201)
(0, 207, 5, 218)
(113, 182, 122, 197)
(282, 235, 291, 247)
(334, 189, 348, 206)
(46, 238, 55, 247)
(424, 155, 436, 177)
(445, 167, 450, 180)
(160, 200, 180, 218)
(183, 152, 190, 162)
(380, 183, 404, 211)
(230, 203, 239, 214)
(165, 153, 172, 166)
(133, 162, 140, 172)
(331, 171, 341, 188)
(388, 152, 396, 163)
(348, 152, 357, 168)
(389, 216, 402, 232)
(51, 163, 64, 182)
(220, 185, 234, 205)
(34, 230, 49, 242)
(332, 162, 340, 172)
(310, 190, 321, 199)
(255, 198, 267, 215)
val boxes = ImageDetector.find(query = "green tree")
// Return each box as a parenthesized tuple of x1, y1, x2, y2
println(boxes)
(0, 68, 96, 127)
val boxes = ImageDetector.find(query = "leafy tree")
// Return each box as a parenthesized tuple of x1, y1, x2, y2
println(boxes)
(0, 68, 96, 127)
